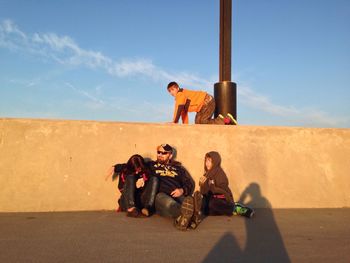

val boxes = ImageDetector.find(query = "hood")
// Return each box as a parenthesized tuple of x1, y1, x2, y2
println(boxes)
(205, 151, 221, 171)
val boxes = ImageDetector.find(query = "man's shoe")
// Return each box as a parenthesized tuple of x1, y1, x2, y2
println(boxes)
(190, 191, 203, 229)
(226, 113, 238, 125)
(174, 196, 194, 231)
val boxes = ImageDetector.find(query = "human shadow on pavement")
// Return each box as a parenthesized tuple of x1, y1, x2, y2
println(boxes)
(202, 182, 291, 263)
(202, 232, 242, 263)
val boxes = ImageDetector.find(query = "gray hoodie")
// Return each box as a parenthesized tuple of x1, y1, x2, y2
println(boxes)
(200, 151, 234, 203)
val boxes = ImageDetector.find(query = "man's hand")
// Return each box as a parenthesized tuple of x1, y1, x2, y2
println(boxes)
(199, 176, 207, 186)
(136, 178, 145, 188)
(171, 188, 184, 198)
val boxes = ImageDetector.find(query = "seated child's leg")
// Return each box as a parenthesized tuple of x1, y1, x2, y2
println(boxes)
(208, 197, 234, 216)
(140, 176, 159, 216)
(202, 194, 211, 215)
(117, 197, 126, 212)
(121, 175, 137, 209)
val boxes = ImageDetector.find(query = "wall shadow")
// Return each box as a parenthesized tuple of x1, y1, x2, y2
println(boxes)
(202, 182, 291, 263)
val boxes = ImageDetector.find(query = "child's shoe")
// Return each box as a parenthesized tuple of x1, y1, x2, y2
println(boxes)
(233, 203, 255, 218)
(174, 196, 194, 231)
(226, 113, 238, 125)
(218, 114, 232, 125)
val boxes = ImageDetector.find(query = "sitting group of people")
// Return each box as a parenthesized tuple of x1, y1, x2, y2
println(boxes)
(106, 143, 254, 231)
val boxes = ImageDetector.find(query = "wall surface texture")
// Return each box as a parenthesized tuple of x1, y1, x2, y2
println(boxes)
(1, 118, 350, 212)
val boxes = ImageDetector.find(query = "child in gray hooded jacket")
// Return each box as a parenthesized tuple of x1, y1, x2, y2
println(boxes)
(199, 151, 254, 217)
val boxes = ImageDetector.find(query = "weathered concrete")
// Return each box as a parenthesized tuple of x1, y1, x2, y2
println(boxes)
(1, 118, 350, 212)
(0, 209, 349, 263)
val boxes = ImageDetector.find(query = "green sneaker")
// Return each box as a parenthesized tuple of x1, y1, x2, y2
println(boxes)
(234, 203, 254, 218)
(218, 114, 231, 125)
(227, 113, 238, 125)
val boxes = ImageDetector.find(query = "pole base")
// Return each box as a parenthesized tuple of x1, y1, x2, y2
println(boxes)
(214, 81, 237, 120)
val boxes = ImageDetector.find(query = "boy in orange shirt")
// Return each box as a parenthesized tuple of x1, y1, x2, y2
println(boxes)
(167, 82, 237, 125)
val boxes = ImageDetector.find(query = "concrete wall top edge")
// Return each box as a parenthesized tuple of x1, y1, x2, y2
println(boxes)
(1, 117, 349, 131)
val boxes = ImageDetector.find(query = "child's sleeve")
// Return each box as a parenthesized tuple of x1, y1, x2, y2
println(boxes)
(112, 164, 124, 181)
(173, 92, 188, 123)
(200, 180, 210, 195)
(181, 111, 189, 124)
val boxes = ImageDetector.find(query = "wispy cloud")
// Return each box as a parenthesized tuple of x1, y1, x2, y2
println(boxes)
(0, 19, 212, 89)
(238, 85, 299, 116)
(63, 82, 171, 121)
(9, 78, 40, 88)
(64, 82, 105, 108)
(238, 84, 349, 127)
(296, 109, 348, 127)
(1, 19, 348, 127)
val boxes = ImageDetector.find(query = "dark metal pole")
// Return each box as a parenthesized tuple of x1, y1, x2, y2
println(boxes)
(219, 0, 231, 82)
(214, 0, 237, 122)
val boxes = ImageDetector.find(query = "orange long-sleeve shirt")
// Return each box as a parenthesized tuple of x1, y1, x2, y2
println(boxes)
(173, 89, 207, 124)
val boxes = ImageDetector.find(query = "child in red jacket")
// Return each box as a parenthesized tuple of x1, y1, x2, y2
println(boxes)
(106, 154, 158, 217)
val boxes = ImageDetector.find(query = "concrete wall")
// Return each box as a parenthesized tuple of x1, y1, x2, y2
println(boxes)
(1, 118, 350, 212)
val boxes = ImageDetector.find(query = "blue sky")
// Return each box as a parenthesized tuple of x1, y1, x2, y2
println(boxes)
(1, 0, 349, 128)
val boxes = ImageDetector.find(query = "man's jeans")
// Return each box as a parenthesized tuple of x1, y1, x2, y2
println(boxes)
(155, 192, 185, 218)
(120, 175, 159, 212)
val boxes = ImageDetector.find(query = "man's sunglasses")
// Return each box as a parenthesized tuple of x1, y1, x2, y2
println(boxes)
(157, 151, 170, 155)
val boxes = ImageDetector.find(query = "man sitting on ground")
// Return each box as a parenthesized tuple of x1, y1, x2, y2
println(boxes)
(150, 144, 203, 230)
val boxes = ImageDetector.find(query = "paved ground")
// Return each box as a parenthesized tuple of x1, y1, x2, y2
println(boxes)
(1, 209, 349, 263)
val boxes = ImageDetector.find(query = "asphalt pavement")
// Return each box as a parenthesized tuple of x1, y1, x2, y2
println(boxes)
(1, 209, 349, 263)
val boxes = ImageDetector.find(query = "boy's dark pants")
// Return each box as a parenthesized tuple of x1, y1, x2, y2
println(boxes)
(119, 175, 159, 212)
(203, 194, 235, 216)
(195, 95, 225, 124)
